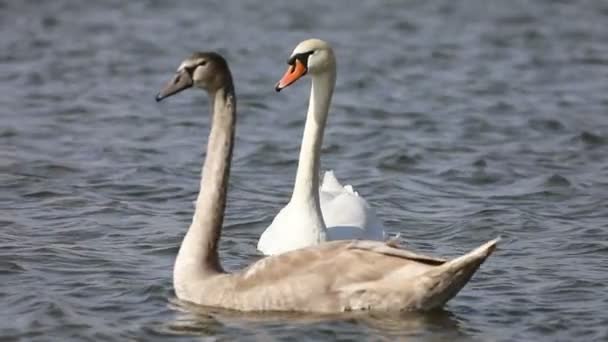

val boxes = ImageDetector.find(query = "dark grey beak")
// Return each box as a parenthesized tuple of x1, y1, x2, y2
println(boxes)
(155, 70, 194, 102)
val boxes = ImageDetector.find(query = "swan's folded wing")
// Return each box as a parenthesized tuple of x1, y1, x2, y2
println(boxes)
(243, 239, 446, 288)
(230, 239, 498, 311)
(346, 240, 446, 265)
(238, 244, 378, 308)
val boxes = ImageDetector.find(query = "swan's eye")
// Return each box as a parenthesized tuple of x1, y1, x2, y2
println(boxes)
(288, 51, 315, 66)
(183, 60, 207, 75)
(184, 66, 196, 75)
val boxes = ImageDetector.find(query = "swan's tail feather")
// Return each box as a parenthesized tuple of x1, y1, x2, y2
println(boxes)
(320, 170, 344, 192)
(413, 237, 499, 310)
(320, 170, 359, 196)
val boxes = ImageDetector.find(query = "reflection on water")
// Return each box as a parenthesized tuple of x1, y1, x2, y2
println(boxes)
(164, 299, 470, 341)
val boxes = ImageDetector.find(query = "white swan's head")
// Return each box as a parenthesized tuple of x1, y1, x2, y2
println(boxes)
(275, 38, 336, 91)
(156, 52, 232, 101)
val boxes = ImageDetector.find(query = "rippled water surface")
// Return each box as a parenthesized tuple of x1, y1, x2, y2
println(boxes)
(2, 0, 608, 340)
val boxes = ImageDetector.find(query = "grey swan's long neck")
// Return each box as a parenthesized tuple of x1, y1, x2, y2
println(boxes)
(174, 79, 236, 290)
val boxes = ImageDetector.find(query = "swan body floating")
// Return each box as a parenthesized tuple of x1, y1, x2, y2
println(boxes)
(155, 50, 499, 312)
(258, 39, 385, 255)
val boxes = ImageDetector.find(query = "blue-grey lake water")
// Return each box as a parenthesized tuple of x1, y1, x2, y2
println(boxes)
(2, 0, 608, 340)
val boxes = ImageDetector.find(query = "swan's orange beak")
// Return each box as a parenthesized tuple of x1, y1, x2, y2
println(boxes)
(275, 59, 307, 92)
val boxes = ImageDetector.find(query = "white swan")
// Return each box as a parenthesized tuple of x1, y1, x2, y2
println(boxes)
(155, 51, 499, 312)
(258, 39, 385, 255)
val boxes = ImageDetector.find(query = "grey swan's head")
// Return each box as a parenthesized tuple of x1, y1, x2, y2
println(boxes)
(156, 52, 233, 102)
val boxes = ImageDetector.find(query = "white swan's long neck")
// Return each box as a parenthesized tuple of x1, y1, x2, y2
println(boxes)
(289, 68, 336, 222)
(174, 84, 236, 287)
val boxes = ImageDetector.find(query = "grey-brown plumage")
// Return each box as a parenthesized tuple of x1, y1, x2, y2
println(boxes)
(156, 51, 499, 313)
